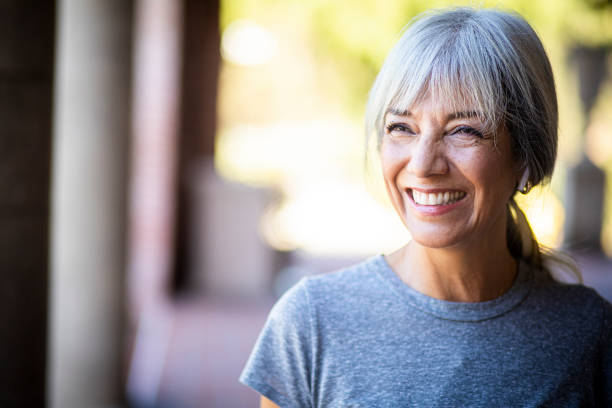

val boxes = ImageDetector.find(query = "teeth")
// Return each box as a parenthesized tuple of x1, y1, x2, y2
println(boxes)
(412, 190, 465, 206)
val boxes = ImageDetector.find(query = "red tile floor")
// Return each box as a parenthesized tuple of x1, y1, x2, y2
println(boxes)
(149, 297, 273, 408)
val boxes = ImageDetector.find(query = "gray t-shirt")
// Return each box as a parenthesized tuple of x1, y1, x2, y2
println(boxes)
(240, 255, 612, 407)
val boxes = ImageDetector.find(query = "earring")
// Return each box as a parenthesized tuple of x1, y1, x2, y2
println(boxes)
(518, 167, 530, 194)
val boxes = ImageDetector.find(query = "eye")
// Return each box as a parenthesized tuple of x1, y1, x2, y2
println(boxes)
(449, 125, 485, 138)
(385, 123, 415, 136)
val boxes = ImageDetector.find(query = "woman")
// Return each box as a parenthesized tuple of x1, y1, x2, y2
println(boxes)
(240, 7, 612, 407)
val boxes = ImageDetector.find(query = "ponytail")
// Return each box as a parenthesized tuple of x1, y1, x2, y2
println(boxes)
(507, 197, 582, 283)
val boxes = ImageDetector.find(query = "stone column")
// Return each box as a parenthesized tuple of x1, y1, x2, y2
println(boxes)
(125, 0, 182, 406)
(49, 0, 132, 406)
(0, 1, 55, 406)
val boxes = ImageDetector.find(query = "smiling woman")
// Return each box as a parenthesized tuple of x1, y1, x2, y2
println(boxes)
(240, 7, 612, 407)
(381, 98, 517, 266)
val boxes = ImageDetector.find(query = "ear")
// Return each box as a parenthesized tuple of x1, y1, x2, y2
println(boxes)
(517, 167, 530, 194)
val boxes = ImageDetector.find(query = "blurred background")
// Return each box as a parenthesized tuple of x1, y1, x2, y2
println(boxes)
(2, 0, 612, 407)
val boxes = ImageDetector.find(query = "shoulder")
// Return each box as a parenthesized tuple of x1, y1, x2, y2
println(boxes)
(531, 278, 610, 313)
(529, 278, 612, 338)
(267, 256, 384, 322)
(303, 255, 387, 295)
(266, 255, 391, 328)
(295, 255, 392, 312)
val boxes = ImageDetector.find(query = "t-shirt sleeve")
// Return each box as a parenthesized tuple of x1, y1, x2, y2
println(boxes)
(596, 296, 612, 406)
(239, 278, 314, 408)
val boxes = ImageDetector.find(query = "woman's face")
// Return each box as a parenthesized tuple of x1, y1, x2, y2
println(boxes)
(380, 94, 519, 250)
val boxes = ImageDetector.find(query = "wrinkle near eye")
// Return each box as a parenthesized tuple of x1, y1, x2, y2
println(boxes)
(445, 134, 486, 149)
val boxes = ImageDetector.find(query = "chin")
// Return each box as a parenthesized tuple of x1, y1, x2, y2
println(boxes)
(404, 221, 466, 249)
(410, 234, 460, 249)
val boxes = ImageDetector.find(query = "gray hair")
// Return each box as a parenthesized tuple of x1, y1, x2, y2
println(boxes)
(366, 7, 581, 281)
(366, 7, 557, 188)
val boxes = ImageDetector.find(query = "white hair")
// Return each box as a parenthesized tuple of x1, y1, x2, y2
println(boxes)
(366, 7, 581, 282)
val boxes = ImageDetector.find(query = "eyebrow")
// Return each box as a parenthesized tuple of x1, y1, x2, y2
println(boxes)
(385, 109, 483, 121)
(447, 110, 483, 120)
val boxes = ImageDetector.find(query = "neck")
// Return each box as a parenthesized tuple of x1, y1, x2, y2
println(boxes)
(387, 235, 518, 303)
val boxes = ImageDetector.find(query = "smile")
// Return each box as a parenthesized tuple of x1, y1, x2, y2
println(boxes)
(410, 189, 466, 206)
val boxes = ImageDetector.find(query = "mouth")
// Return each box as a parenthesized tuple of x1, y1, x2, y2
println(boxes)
(408, 189, 467, 206)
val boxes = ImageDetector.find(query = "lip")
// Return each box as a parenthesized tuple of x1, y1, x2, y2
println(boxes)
(405, 188, 466, 216)
(410, 187, 465, 194)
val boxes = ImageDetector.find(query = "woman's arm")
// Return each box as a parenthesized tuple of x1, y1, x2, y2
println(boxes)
(261, 396, 280, 408)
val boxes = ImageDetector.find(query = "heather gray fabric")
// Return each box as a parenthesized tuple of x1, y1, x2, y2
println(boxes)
(240, 255, 612, 407)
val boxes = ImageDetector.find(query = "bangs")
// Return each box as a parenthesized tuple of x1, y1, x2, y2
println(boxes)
(388, 53, 502, 135)
(367, 9, 509, 142)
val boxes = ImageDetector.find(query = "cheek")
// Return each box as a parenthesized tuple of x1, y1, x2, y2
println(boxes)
(460, 149, 515, 201)
(380, 143, 402, 182)
(379, 143, 409, 211)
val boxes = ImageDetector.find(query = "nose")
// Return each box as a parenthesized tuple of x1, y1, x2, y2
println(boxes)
(406, 135, 448, 177)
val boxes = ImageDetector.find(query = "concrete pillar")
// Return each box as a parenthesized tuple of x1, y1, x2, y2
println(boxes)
(0, 1, 55, 406)
(125, 0, 183, 405)
(127, 0, 182, 323)
(49, 0, 132, 406)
